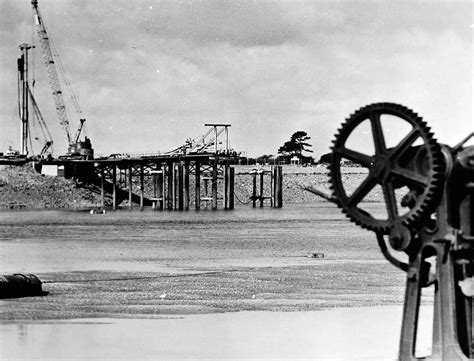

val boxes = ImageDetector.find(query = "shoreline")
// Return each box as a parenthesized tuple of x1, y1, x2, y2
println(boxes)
(0, 165, 375, 209)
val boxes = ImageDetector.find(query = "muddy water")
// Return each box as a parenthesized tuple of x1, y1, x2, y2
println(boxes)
(0, 203, 387, 275)
(0, 306, 432, 360)
(0, 203, 419, 359)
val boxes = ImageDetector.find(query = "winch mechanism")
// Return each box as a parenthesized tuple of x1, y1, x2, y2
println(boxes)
(309, 102, 473, 360)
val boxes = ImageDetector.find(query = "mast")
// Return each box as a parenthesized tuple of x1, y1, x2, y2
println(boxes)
(18, 43, 34, 155)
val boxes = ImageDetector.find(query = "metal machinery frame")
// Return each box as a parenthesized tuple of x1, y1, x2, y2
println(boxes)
(311, 103, 473, 360)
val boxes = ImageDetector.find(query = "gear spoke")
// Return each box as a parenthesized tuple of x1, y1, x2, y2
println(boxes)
(370, 112, 387, 155)
(333, 147, 372, 167)
(391, 167, 429, 189)
(329, 102, 444, 234)
(348, 174, 378, 207)
(382, 181, 398, 220)
(390, 128, 420, 161)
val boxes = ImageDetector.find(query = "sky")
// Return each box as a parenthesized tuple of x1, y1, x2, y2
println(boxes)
(0, 0, 473, 159)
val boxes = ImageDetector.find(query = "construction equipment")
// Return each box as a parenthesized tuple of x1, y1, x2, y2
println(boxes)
(166, 124, 233, 155)
(307, 103, 473, 360)
(31, 0, 93, 159)
(28, 86, 53, 158)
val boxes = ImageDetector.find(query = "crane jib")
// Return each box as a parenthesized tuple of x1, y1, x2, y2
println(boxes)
(30, 0, 93, 159)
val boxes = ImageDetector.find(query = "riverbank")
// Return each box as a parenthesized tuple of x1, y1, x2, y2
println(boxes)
(0, 164, 374, 209)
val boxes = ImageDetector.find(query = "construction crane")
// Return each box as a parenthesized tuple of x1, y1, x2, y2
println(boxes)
(31, 0, 93, 159)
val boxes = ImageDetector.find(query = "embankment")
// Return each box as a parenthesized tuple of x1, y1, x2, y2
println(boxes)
(0, 165, 102, 209)
(0, 164, 375, 209)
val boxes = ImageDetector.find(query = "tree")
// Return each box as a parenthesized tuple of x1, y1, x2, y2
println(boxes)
(278, 131, 313, 160)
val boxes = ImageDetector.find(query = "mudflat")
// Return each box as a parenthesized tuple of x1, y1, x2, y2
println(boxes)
(0, 203, 424, 359)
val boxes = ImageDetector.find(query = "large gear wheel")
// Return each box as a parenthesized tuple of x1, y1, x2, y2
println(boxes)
(329, 103, 445, 234)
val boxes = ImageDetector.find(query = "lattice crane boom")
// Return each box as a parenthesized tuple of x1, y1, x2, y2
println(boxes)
(31, 0, 73, 146)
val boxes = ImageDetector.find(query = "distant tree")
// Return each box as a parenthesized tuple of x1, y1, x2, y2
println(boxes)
(256, 154, 275, 165)
(278, 131, 313, 160)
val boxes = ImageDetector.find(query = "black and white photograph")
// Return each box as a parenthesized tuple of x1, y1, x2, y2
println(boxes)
(0, 0, 473, 360)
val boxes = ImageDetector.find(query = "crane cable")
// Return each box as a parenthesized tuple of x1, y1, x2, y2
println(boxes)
(49, 36, 84, 119)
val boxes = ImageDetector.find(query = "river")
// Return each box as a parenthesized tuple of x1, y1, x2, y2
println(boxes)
(0, 203, 429, 360)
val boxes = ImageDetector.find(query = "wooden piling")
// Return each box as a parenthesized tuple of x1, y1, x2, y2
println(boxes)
(252, 171, 257, 208)
(157, 166, 164, 210)
(100, 167, 105, 208)
(184, 161, 190, 210)
(178, 163, 184, 210)
(112, 165, 117, 211)
(259, 171, 264, 208)
(173, 165, 178, 209)
(224, 164, 228, 209)
(139, 164, 144, 210)
(212, 161, 218, 210)
(128, 163, 132, 210)
(276, 166, 283, 208)
(195, 161, 201, 210)
(229, 166, 234, 210)
(272, 166, 277, 208)
(167, 162, 173, 210)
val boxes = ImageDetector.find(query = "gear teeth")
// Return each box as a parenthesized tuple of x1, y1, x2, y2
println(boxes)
(328, 102, 445, 235)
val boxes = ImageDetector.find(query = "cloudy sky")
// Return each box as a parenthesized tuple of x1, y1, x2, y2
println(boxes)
(0, 0, 472, 158)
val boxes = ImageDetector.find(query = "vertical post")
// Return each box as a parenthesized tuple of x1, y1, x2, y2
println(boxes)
(139, 164, 144, 210)
(100, 167, 105, 209)
(19, 44, 33, 156)
(195, 161, 201, 210)
(252, 170, 257, 208)
(259, 171, 264, 208)
(272, 166, 277, 208)
(212, 160, 218, 210)
(277, 165, 283, 208)
(112, 165, 117, 211)
(153, 170, 157, 211)
(157, 166, 164, 210)
(128, 163, 132, 210)
(178, 163, 184, 210)
(184, 161, 190, 210)
(224, 164, 229, 209)
(229, 166, 234, 210)
(173, 165, 178, 209)
(270, 167, 274, 208)
(167, 162, 173, 210)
